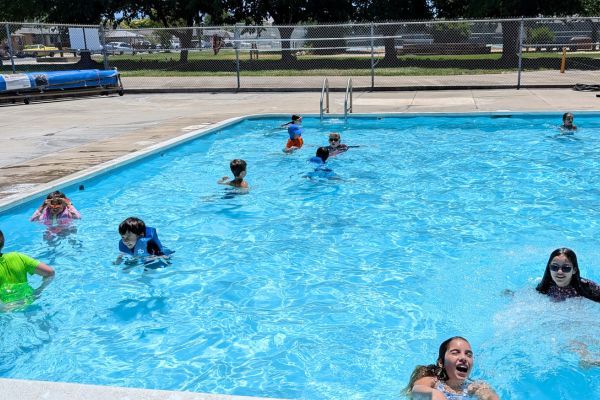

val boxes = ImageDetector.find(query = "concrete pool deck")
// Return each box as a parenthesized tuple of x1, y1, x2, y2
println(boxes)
(1, 88, 600, 399)
(1, 88, 599, 205)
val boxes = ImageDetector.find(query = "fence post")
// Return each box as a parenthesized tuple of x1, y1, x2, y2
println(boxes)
(517, 17, 524, 90)
(235, 25, 241, 90)
(370, 23, 375, 91)
(5, 23, 16, 73)
(99, 24, 109, 70)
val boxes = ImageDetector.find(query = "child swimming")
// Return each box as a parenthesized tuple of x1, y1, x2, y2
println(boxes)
(283, 115, 304, 153)
(116, 217, 172, 269)
(30, 191, 81, 226)
(218, 159, 249, 188)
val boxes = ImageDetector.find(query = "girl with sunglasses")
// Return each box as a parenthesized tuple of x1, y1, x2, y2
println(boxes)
(536, 247, 600, 302)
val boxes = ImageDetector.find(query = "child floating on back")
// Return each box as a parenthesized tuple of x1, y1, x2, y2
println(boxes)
(117, 217, 172, 268)
(218, 159, 249, 188)
(283, 115, 304, 153)
(30, 190, 81, 226)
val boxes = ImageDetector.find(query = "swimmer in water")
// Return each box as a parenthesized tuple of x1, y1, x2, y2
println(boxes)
(283, 115, 303, 153)
(218, 159, 249, 189)
(406, 336, 499, 400)
(561, 112, 577, 132)
(536, 247, 600, 302)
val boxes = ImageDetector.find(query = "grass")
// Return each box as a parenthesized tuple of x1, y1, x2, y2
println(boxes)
(120, 67, 516, 77)
(92, 49, 600, 62)
(2, 49, 596, 77)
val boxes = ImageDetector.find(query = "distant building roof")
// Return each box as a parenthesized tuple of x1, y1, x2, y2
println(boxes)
(105, 30, 145, 38)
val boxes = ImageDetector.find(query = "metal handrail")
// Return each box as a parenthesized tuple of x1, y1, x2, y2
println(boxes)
(320, 78, 329, 121)
(344, 78, 353, 120)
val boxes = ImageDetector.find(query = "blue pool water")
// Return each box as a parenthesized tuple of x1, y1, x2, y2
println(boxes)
(1, 114, 600, 400)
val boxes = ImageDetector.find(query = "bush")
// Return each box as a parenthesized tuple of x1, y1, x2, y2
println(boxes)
(527, 26, 556, 44)
(429, 22, 471, 43)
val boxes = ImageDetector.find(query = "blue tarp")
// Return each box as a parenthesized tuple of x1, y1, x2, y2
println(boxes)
(0, 69, 120, 93)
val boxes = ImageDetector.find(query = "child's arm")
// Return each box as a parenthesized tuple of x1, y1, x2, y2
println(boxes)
(30, 200, 49, 221)
(218, 176, 231, 185)
(64, 200, 81, 219)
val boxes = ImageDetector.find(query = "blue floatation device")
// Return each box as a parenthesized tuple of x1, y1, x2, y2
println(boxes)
(119, 227, 169, 257)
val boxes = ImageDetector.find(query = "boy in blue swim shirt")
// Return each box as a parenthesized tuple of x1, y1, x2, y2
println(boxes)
(283, 115, 304, 152)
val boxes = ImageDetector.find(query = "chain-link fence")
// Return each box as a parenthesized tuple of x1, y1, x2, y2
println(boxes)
(1, 18, 599, 91)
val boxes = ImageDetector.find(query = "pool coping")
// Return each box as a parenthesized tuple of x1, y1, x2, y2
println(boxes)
(1, 109, 598, 213)
(0, 378, 285, 400)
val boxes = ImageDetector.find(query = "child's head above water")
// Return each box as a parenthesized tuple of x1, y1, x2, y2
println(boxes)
(316, 147, 330, 163)
(328, 132, 341, 147)
(562, 112, 575, 129)
(118, 217, 146, 249)
(47, 197, 67, 215)
(230, 159, 247, 179)
(291, 114, 302, 123)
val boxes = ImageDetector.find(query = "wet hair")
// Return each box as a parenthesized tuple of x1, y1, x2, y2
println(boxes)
(562, 112, 574, 122)
(0, 230, 4, 251)
(118, 217, 146, 236)
(329, 132, 341, 141)
(230, 159, 247, 178)
(47, 190, 66, 199)
(291, 114, 302, 122)
(404, 336, 470, 394)
(316, 147, 329, 162)
(536, 248, 600, 302)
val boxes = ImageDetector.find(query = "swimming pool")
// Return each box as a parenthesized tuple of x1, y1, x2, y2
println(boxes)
(1, 113, 599, 400)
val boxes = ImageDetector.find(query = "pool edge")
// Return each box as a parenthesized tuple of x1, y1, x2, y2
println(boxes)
(0, 378, 287, 400)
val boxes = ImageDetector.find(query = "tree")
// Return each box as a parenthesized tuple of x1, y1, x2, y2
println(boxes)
(430, 0, 586, 64)
(109, 0, 231, 62)
(354, 0, 433, 64)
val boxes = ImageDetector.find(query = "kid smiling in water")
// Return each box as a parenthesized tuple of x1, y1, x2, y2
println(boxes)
(406, 336, 499, 400)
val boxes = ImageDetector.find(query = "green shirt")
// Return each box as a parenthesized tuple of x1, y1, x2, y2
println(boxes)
(0, 252, 39, 303)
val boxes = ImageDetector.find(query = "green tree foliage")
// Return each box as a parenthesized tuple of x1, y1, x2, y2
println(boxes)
(354, 0, 432, 64)
(429, 22, 471, 43)
(430, 0, 586, 63)
(526, 26, 555, 45)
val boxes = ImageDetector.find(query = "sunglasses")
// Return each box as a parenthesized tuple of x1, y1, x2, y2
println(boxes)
(329, 138, 339, 142)
(550, 264, 573, 273)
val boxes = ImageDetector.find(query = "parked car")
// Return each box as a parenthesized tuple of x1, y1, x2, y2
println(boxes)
(133, 40, 153, 51)
(20, 44, 59, 57)
(569, 36, 593, 51)
(104, 42, 136, 55)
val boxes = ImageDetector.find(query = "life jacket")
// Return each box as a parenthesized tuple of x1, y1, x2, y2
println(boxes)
(119, 227, 166, 257)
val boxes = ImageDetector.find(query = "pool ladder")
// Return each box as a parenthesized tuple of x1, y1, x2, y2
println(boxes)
(320, 78, 329, 121)
(344, 78, 353, 120)
(319, 78, 353, 121)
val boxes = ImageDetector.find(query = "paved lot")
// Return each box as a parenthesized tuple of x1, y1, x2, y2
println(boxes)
(1, 88, 599, 202)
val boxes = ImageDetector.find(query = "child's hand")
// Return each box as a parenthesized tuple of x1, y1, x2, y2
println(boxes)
(467, 382, 496, 400)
